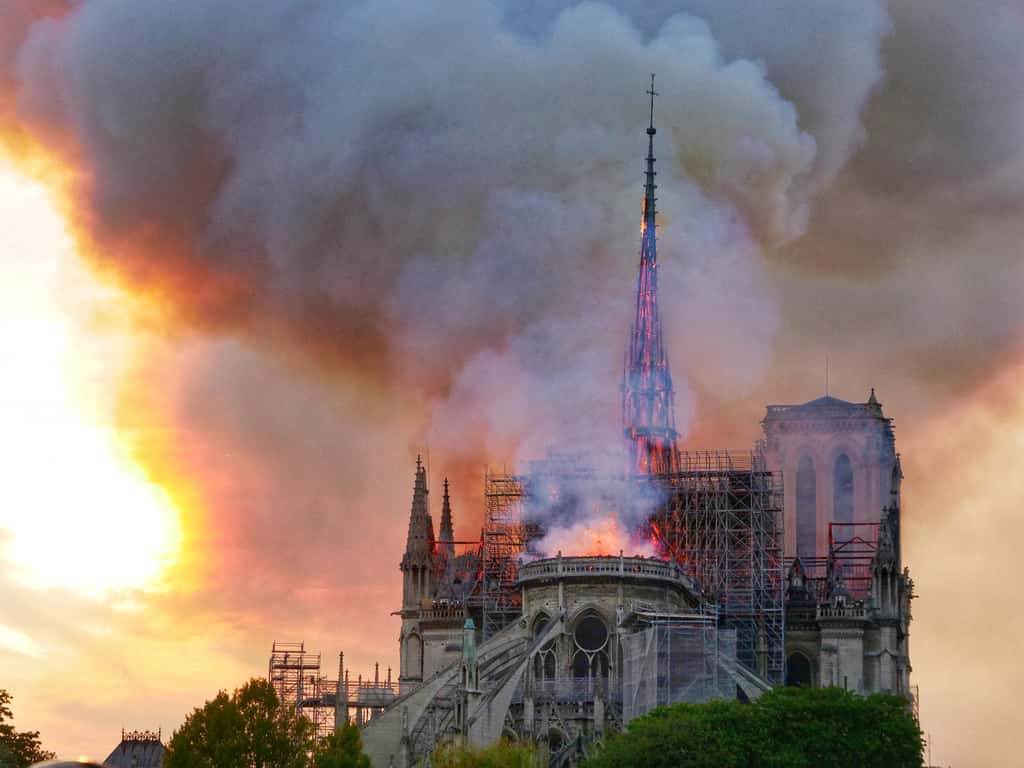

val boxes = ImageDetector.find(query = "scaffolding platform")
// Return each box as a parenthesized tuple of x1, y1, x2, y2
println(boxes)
(639, 447, 786, 685)
(268, 641, 335, 741)
(269, 644, 397, 740)
(791, 521, 881, 602)
(479, 471, 529, 640)
(620, 607, 738, 721)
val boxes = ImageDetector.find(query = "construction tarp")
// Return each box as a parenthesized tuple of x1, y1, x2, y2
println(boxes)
(621, 624, 737, 722)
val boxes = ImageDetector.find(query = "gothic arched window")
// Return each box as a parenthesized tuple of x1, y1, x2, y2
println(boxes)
(786, 652, 812, 687)
(796, 455, 816, 558)
(533, 614, 557, 682)
(834, 454, 854, 525)
(571, 614, 609, 680)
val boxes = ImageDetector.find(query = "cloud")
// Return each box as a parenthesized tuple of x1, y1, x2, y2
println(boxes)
(0, 623, 40, 658)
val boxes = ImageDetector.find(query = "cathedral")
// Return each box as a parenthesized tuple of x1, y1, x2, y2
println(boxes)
(358, 81, 915, 767)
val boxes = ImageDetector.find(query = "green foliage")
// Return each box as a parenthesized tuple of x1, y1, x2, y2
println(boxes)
(583, 686, 924, 768)
(164, 678, 315, 768)
(0, 741, 17, 768)
(0, 689, 55, 768)
(754, 686, 924, 768)
(164, 678, 375, 768)
(431, 740, 541, 768)
(312, 722, 370, 768)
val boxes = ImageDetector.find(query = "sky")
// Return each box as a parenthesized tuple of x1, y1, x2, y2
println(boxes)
(0, 1, 1022, 764)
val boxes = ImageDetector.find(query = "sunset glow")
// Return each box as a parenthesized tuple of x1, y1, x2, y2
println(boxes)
(0, 166, 182, 598)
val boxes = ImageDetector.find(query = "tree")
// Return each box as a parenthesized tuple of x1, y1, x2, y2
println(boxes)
(0, 689, 55, 768)
(583, 686, 924, 768)
(431, 740, 540, 768)
(312, 722, 370, 768)
(0, 741, 17, 768)
(165, 678, 315, 768)
(582, 698, 757, 768)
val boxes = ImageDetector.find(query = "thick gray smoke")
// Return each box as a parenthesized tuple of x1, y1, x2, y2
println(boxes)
(503, 449, 669, 559)
(0, 0, 898, 631)
(772, 0, 1024, 414)
(8, 0, 890, 476)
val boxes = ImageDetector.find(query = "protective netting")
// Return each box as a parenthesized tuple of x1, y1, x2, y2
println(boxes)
(621, 623, 738, 722)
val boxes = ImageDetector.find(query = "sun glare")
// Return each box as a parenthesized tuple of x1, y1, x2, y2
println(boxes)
(0, 166, 182, 597)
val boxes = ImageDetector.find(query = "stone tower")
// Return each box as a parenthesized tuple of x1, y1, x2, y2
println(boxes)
(782, 458, 913, 697)
(762, 390, 897, 559)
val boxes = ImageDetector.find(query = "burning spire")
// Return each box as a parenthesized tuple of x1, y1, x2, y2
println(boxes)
(622, 74, 679, 475)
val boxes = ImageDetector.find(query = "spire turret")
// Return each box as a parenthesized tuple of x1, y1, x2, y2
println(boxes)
(622, 74, 679, 475)
(403, 456, 432, 555)
(889, 455, 903, 565)
(439, 478, 455, 560)
(401, 456, 436, 609)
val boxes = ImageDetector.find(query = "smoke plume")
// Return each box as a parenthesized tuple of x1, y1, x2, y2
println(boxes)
(4, 0, 886, 475)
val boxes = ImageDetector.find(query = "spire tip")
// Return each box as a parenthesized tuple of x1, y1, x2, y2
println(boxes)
(646, 73, 658, 135)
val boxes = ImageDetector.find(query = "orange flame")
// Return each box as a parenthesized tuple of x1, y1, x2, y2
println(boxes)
(538, 512, 657, 558)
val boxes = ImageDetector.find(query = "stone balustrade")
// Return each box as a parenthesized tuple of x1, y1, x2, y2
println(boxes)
(517, 554, 689, 588)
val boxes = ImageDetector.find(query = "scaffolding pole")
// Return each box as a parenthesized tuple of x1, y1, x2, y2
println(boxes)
(480, 471, 527, 640)
(790, 522, 881, 602)
(268, 642, 336, 742)
(642, 446, 786, 685)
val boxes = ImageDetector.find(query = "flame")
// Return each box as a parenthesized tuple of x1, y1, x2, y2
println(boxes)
(536, 512, 657, 558)
(649, 520, 664, 551)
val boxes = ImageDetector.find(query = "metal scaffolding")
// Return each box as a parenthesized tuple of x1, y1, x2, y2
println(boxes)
(480, 471, 528, 640)
(793, 521, 880, 602)
(474, 446, 784, 683)
(269, 644, 397, 740)
(479, 455, 602, 640)
(641, 446, 786, 685)
(268, 641, 336, 741)
(621, 607, 737, 722)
